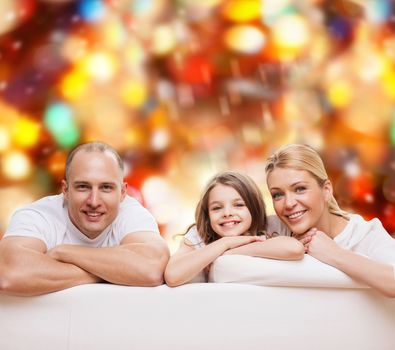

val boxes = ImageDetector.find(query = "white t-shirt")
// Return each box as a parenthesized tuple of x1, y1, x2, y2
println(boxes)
(4, 194, 159, 250)
(334, 214, 395, 276)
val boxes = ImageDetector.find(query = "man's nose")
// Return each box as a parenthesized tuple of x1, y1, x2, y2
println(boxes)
(87, 189, 101, 207)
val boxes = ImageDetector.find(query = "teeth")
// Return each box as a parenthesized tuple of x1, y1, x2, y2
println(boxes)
(222, 221, 239, 227)
(288, 211, 304, 219)
(87, 212, 101, 217)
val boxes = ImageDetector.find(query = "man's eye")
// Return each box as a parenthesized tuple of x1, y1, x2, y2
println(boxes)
(102, 185, 114, 191)
(76, 185, 88, 190)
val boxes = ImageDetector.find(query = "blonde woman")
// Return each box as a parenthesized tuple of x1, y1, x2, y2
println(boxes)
(265, 144, 395, 297)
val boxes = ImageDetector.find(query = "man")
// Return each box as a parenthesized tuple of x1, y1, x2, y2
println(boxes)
(0, 141, 169, 296)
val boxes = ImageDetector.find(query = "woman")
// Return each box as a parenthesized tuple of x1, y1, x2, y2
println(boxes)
(265, 143, 395, 297)
(165, 171, 303, 287)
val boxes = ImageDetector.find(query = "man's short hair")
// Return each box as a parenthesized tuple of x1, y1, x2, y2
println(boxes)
(65, 141, 124, 182)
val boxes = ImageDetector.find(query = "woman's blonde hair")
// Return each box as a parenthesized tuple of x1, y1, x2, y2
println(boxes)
(265, 144, 348, 219)
(194, 171, 267, 245)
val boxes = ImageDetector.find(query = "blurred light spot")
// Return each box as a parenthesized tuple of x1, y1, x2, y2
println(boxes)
(151, 128, 170, 151)
(224, 25, 266, 54)
(47, 150, 67, 179)
(344, 161, 360, 177)
(327, 80, 352, 108)
(366, 0, 391, 24)
(2, 151, 31, 180)
(12, 117, 41, 148)
(0, 127, 11, 152)
(44, 102, 80, 148)
(272, 14, 310, 59)
(262, 0, 292, 23)
(152, 24, 177, 55)
(84, 52, 118, 82)
(78, 0, 106, 22)
(222, 0, 261, 23)
(60, 69, 88, 100)
(120, 80, 148, 108)
(61, 36, 88, 62)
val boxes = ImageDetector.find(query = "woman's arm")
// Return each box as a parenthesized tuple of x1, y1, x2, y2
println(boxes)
(223, 236, 304, 260)
(164, 235, 264, 287)
(304, 230, 395, 297)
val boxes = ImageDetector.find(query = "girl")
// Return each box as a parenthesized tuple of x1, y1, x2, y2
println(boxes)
(265, 143, 395, 297)
(165, 171, 304, 287)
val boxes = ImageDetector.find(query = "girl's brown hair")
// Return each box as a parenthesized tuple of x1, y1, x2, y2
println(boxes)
(195, 171, 267, 244)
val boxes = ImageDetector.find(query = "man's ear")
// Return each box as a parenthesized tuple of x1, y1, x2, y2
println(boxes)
(121, 182, 127, 201)
(62, 180, 69, 198)
(323, 179, 333, 202)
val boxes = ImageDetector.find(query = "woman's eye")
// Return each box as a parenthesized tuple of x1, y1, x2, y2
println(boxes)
(271, 192, 283, 199)
(295, 186, 306, 193)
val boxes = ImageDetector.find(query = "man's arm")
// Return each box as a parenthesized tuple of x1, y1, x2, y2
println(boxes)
(0, 237, 101, 296)
(48, 232, 170, 286)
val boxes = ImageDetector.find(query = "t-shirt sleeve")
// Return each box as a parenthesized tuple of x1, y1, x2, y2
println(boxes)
(115, 197, 160, 241)
(357, 219, 395, 278)
(4, 208, 51, 248)
(266, 215, 292, 237)
(184, 225, 205, 249)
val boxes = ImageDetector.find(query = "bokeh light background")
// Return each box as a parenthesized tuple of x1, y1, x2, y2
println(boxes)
(1, 0, 395, 250)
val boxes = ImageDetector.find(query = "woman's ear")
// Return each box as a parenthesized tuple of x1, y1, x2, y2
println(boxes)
(323, 179, 333, 202)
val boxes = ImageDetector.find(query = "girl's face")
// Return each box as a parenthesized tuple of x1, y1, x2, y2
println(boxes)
(266, 167, 331, 235)
(208, 184, 252, 237)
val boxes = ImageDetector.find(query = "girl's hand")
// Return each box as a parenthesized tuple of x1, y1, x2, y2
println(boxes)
(219, 235, 265, 251)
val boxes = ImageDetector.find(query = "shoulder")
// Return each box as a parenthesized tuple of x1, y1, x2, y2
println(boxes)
(11, 194, 65, 220)
(184, 225, 205, 249)
(266, 215, 291, 237)
(115, 195, 159, 234)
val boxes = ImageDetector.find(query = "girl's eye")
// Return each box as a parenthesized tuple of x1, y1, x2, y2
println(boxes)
(235, 202, 245, 207)
(211, 206, 221, 211)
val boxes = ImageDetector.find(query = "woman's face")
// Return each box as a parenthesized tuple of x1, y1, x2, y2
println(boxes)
(207, 184, 252, 237)
(266, 167, 331, 235)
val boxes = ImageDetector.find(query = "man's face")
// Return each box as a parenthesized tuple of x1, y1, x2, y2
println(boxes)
(62, 150, 126, 239)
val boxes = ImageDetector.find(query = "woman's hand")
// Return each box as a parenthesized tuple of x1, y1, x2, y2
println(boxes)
(303, 229, 343, 264)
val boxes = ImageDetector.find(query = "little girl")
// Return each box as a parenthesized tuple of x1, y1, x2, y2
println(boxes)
(165, 171, 304, 287)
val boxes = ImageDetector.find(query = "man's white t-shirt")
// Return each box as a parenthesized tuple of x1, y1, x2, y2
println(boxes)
(4, 194, 159, 250)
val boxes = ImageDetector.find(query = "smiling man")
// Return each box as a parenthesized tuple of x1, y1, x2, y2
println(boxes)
(0, 141, 169, 296)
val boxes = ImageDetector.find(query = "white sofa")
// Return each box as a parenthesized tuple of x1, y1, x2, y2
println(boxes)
(1, 256, 395, 350)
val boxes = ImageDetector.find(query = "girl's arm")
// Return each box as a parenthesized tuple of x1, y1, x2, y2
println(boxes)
(223, 236, 304, 260)
(303, 230, 395, 297)
(164, 235, 263, 287)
